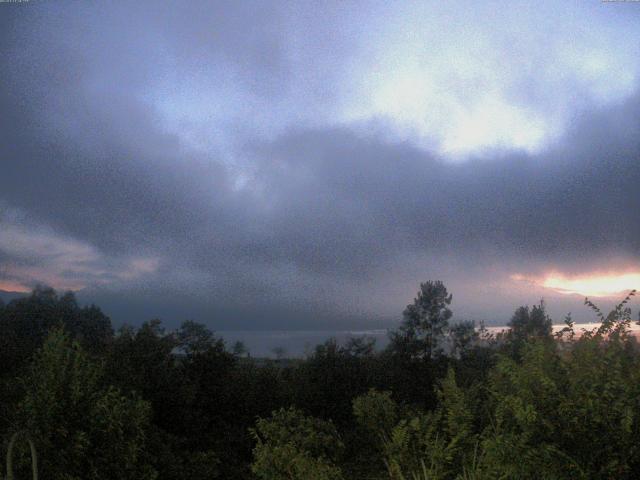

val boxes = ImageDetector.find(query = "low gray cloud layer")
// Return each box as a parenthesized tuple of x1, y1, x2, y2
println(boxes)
(1, 1, 639, 328)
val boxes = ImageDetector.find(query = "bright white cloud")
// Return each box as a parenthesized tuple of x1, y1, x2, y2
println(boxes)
(138, 1, 640, 162)
(342, 2, 639, 157)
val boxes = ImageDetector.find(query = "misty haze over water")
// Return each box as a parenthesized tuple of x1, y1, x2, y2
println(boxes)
(221, 323, 640, 357)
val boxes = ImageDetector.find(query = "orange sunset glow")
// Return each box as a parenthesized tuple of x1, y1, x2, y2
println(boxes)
(512, 271, 640, 297)
(0, 280, 30, 293)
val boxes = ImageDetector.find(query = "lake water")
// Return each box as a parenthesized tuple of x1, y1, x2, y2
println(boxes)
(218, 329, 390, 357)
(219, 322, 640, 357)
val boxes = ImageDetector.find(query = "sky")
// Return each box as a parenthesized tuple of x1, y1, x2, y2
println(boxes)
(1, 0, 640, 330)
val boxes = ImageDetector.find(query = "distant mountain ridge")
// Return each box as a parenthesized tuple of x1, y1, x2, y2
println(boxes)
(0, 289, 27, 304)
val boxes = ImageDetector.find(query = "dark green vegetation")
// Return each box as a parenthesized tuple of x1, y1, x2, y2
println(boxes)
(1, 283, 639, 479)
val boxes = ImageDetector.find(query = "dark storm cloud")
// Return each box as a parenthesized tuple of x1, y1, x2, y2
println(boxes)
(248, 93, 640, 275)
(1, 1, 639, 328)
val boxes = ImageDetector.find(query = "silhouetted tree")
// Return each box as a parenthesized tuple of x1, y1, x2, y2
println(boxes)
(389, 281, 453, 359)
(232, 340, 248, 357)
(0, 287, 113, 375)
(342, 337, 376, 357)
(104, 319, 180, 429)
(449, 320, 478, 358)
(506, 301, 553, 358)
(272, 346, 286, 360)
(176, 320, 220, 356)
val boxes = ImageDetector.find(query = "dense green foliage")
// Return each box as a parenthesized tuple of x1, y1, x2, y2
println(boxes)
(14, 328, 154, 480)
(1, 283, 639, 479)
(251, 407, 344, 480)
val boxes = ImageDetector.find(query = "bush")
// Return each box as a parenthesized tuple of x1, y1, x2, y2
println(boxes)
(251, 407, 344, 480)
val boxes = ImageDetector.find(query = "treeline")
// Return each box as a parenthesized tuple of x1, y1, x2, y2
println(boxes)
(0, 282, 639, 479)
